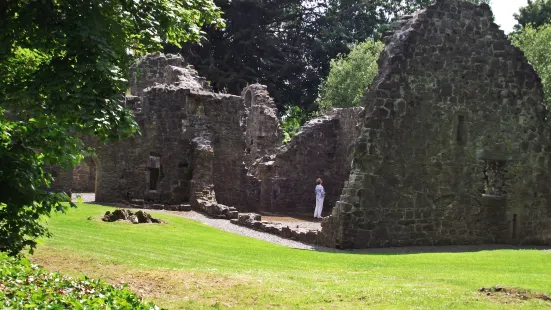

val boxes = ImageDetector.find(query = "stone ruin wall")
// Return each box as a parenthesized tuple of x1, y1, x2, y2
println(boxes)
(128, 53, 211, 99)
(321, 0, 551, 248)
(50, 141, 98, 194)
(95, 70, 247, 208)
(71, 157, 96, 192)
(249, 108, 363, 215)
(242, 84, 282, 167)
(55, 53, 364, 219)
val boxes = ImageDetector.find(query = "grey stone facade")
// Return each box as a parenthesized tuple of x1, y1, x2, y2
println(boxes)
(128, 53, 210, 99)
(320, 0, 551, 248)
(95, 68, 248, 210)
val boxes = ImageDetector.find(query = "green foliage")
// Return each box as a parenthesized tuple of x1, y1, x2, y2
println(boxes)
(0, 254, 162, 309)
(281, 106, 312, 143)
(317, 39, 384, 111)
(511, 23, 551, 106)
(514, 0, 551, 32)
(0, 0, 223, 255)
(176, 0, 434, 111)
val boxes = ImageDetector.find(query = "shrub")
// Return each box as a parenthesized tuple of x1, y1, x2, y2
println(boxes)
(0, 254, 162, 309)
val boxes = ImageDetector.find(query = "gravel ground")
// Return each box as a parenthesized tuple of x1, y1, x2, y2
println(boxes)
(72, 193, 95, 203)
(136, 209, 334, 251)
(262, 216, 322, 231)
(268, 221, 321, 231)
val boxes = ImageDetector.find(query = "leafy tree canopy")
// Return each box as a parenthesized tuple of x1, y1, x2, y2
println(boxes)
(317, 39, 384, 111)
(511, 23, 551, 106)
(0, 0, 223, 255)
(174, 0, 438, 112)
(514, 0, 551, 31)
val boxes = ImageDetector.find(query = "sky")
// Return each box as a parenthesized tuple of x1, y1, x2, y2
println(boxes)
(490, 0, 529, 33)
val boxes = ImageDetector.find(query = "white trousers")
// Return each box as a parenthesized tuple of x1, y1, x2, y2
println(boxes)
(314, 198, 324, 218)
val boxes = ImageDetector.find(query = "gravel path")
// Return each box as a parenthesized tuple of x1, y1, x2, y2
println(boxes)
(264, 221, 321, 231)
(262, 217, 322, 231)
(72, 193, 95, 203)
(136, 209, 335, 251)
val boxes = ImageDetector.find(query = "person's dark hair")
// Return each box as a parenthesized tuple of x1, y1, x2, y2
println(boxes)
(316, 178, 322, 184)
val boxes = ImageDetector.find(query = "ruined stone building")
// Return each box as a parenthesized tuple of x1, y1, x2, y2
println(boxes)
(321, 0, 551, 248)
(55, 53, 360, 217)
(56, 0, 551, 248)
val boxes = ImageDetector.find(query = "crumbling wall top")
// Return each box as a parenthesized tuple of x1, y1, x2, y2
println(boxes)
(129, 53, 212, 98)
(242, 84, 283, 165)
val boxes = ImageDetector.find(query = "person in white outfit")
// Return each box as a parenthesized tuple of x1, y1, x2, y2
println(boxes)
(314, 178, 325, 219)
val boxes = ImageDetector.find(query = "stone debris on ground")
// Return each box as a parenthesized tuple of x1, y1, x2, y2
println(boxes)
(102, 209, 164, 224)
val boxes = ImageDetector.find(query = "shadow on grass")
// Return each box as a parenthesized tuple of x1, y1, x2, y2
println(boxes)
(311, 244, 551, 255)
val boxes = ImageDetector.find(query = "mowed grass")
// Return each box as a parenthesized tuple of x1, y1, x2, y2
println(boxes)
(31, 203, 551, 309)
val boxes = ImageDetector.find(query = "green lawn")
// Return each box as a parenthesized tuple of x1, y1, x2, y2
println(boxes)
(32, 203, 551, 309)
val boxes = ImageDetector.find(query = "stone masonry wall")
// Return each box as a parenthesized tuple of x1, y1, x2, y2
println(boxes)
(96, 86, 198, 203)
(251, 108, 363, 215)
(242, 84, 282, 166)
(57, 53, 365, 223)
(321, 0, 551, 249)
(49, 166, 73, 194)
(95, 54, 274, 213)
(95, 86, 248, 207)
(129, 53, 210, 100)
(49, 136, 98, 194)
(201, 92, 248, 208)
(71, 157, 96, 192)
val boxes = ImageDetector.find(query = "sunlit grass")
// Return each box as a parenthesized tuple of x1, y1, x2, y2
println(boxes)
(31, 203, 551, 309)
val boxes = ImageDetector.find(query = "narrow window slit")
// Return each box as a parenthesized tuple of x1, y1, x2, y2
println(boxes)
(456, 115, 465, 144)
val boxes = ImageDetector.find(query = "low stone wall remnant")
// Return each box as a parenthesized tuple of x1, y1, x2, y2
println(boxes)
(231, 213, 320, 244)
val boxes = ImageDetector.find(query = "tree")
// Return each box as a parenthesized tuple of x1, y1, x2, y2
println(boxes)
(175, 0, 435, 112)
(514, 0, 551, 31)
(317, 39, 384, 111)
(175, 0, 327, 111)
(511, 24, 551, 106)
(0, 0, 223, 255)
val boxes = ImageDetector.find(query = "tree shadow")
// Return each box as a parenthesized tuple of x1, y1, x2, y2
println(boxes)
(305, 244, 551, 255)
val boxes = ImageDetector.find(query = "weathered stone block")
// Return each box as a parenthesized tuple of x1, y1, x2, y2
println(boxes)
(226, 211, 239, 219)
